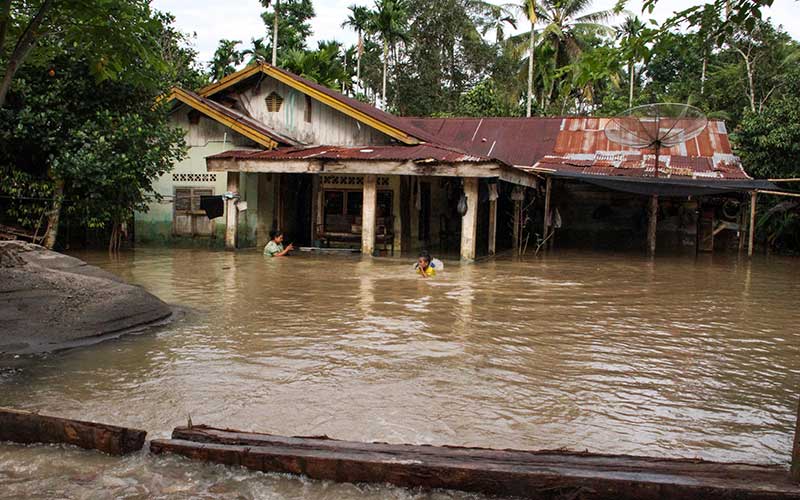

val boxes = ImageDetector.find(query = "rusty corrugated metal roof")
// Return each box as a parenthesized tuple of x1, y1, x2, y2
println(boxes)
(209, 144, 494, 163)
(403, 117, 562, 167)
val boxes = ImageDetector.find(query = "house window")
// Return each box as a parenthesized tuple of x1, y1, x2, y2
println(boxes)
(304, 94, 312, 122)
(266, 91, 283, 112)
(174, 187, 214, 237)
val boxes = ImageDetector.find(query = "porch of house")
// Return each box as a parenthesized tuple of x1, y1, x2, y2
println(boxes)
(209, 156, 538, 260)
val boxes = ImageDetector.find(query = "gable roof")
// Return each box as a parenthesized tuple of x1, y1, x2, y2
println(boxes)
(197, 63, 439, 146)
(165, 87, 298, 149)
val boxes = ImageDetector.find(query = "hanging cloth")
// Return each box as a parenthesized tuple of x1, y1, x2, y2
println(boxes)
(200, 195, 224, 219)
(488, 183, 499, 201)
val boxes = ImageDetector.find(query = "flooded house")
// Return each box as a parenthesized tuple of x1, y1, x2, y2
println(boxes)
(135, 63, 769, 258)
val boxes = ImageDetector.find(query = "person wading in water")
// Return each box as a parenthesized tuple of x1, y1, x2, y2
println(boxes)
(415, 251, 437, 278)
(264, 230, 294, 257)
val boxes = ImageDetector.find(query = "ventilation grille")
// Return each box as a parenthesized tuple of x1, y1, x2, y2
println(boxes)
(322, 175, 390, 186)
(173, 173, 217, 182)
(266, 91, 284, 112)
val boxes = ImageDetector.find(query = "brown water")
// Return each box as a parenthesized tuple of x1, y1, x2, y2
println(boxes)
(1, 248, 799, 499)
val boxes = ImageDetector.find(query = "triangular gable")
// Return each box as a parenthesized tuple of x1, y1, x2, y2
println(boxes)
(165, 87, 299, 149)
(197, 63, 438, 146)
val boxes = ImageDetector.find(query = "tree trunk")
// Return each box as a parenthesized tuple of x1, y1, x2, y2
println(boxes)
(381, 39, 388, 110)
(700, 53, 707, 95)
(526, 25, 535, 117)
(0, 0, 54, 108)
(356, 31, 362, 88)
(628, 60, 634, 107)
(271, 0, 279, 66)
(43, 176, 64, 250)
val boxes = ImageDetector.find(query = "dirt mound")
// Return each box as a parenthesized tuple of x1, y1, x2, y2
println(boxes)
(0, 241, 172, 354)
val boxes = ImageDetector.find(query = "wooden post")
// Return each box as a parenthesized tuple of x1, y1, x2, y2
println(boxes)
(460, 178, 479, 261)
(512, 200, 521, 252)
(792, 396, 800, 482)
(543, 177, 552, 247)
(748, 191, 757, 257)
(310, 175, 320, 243)
(647, 194, 658, 257)
(488, 195, 497, 256)
(225, 172, 239, 251)
(362, 174, 377, 256)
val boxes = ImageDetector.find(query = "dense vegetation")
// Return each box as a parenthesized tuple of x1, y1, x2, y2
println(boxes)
(2, 0, 799, 251)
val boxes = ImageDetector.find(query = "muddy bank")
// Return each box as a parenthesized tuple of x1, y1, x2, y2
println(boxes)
(0, 241, 172, 354)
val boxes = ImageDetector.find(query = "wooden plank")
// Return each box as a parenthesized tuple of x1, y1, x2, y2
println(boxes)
(0, 408, 145, 455)
(488, 197, 497, 255)
(207, 158, 538, 187)
(460, 178, 479, 261)
(793, 396, 800, 482)
(149, 426, 800, 500)
(543, 177, 552, 247)
(647, 194, 658, 257)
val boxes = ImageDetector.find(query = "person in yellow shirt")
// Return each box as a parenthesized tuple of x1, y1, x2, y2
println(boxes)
(415, 251, 436, 278)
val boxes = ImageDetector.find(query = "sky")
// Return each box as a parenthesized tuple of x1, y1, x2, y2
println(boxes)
(151, 0, 800, 65)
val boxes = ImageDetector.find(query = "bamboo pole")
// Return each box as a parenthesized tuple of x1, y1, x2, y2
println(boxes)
(767, 178, 800, 183)
(748, 191, 757, 257)
(792, 396, 800, 482)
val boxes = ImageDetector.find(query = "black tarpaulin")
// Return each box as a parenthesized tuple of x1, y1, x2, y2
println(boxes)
(546, 171, 779, 196)
(199, 195, 224, 219)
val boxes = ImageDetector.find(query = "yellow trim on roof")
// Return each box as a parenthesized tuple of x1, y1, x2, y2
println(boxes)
(198, 63, 420, 145)
(166, 87, 278, 149)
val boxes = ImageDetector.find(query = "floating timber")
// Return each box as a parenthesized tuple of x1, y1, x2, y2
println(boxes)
(0, 407, 146, 455)
(149, 425, 800, 499)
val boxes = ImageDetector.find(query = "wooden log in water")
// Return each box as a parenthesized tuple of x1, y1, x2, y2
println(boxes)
(148, 425, 800, 499)
(0, 407, 146, 455)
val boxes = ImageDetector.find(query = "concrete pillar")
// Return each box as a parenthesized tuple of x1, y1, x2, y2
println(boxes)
(543, 177, 552, 248)
(488, 197, 497, 255)
(647, 194, 658, 257)
(225, 172, 239, 250)
(748, 191, 757, 257)
(362, 174, 377, 256)
(460, 177, 479, 261)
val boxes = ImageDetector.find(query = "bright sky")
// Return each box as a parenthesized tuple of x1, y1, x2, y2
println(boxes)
(151, 0, 800, 65)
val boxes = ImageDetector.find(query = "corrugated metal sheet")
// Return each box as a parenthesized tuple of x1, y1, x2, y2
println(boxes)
(209, 144, 493, 163)
(403, 117, 562, 167)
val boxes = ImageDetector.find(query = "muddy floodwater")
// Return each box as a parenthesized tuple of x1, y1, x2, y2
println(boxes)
(1, 248, 799, 498)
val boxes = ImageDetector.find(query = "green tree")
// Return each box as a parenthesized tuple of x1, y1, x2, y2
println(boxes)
(616, 15, 651, 108)
(454, 78, 522, 116)
(260, 0, 315, 65)
(281, 41, 349, 90)
(0, 11, 192, 249)
(210, 39, 243, 80)
(368, 0, 409, 108)
(342, 4, 372, 89)
(0, 0, 172, 108)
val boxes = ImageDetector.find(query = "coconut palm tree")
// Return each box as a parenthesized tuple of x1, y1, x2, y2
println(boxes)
(368, 0, 409, 109)
(521, 0, 537, 117)
(517, 0, 613, 110)
(342, 4, 372, 89)
(467, 1, 518, 44)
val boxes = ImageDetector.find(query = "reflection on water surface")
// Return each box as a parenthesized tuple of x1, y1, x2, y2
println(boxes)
(1, 248, 799, 498)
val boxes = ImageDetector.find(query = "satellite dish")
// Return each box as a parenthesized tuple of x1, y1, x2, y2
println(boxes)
(604, 103, 708, 178)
